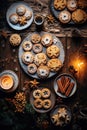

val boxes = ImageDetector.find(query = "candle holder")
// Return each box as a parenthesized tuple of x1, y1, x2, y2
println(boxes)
(34, 14, 44, 32)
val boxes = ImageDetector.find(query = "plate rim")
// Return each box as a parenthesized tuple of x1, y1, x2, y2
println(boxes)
(54, 73, 77, 98)
(18, 31, 65, 79)
(0, 70, 19, 93)
(30, 87, 56, 113)
(6, 1, 34, 30)
(50, 104, 72, 126)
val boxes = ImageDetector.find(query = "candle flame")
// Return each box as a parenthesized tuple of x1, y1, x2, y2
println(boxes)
(77, 62, 84, 68)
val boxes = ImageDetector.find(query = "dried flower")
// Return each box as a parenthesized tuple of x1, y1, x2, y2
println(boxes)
(46, 14, 55, 23)
(18, 16, 27, 25)
(0, 30, 9, 39)
(12, 92, 26, 113)
(29, 79, 39, 89)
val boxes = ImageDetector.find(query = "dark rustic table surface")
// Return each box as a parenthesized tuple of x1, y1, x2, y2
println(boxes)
(0, 0, 87, 130)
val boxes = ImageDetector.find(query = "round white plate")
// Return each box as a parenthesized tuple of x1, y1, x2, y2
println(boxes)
(30, 88, 56, 113)
(6, 2, 34, 30)
(0, 70, 19, 93)
(18, 31, 65, 79)
(50, 105, 72, 127)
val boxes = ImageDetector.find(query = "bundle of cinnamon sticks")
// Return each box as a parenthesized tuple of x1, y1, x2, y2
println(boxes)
(57, 76, 75, 97)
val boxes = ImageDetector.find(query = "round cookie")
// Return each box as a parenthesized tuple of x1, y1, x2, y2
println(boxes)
(16, 5, 26, 16)
(54, 0, 66, 10)
(41, 88, 51, 98)
(72, 9, 87, 24)
(34, 99, 43, 109)
(37, 65, 50, 79)
(33, 44, 43, 54)
(33, 89, 42, 99)
(22, 52, 34, 65)
(34, 53, 47, 66)
(24, 10, 32, 20)
(47, 59, 62, 72)
(58, 10, 71, 24)
(67, 0, 77, 11)
(27, 63, 37, 74)
(43, 99, 51, 109)
(9, 34, 21, 46)
(9, 13, 18, 24)
(46, 45, 60, 58)
(22, 41, 32, 51)
(41, 33, 53, 47)
(31, 33, 41, 44)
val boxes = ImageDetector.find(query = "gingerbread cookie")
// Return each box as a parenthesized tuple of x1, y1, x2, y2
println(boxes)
(31, 33, 41, 44)
(9, 34, 21, 46)
(46, 45, 60, 58)
(54, 0, 66, 10)
(72, 9, 87, 24)
(47, 59, 62, 72)
(34, 53, 47, 66)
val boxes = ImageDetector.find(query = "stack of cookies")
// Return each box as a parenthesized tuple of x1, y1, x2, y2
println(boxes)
(53, 0, 87, 24)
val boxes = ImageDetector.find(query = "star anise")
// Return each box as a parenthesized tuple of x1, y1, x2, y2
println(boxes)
(0, 30, 9, 39)
(18, 16, 27, 25)
(56, 96, 63, 104)
(46, 14, 55, 24)
(29, 79, 39, 89)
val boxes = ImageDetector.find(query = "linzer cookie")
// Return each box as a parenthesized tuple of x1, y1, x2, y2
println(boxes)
(67, 0, 77, 11)
(58, 10, 71, 24)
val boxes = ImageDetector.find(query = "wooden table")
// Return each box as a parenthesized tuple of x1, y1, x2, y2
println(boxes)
(0, 0, 87, 130)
